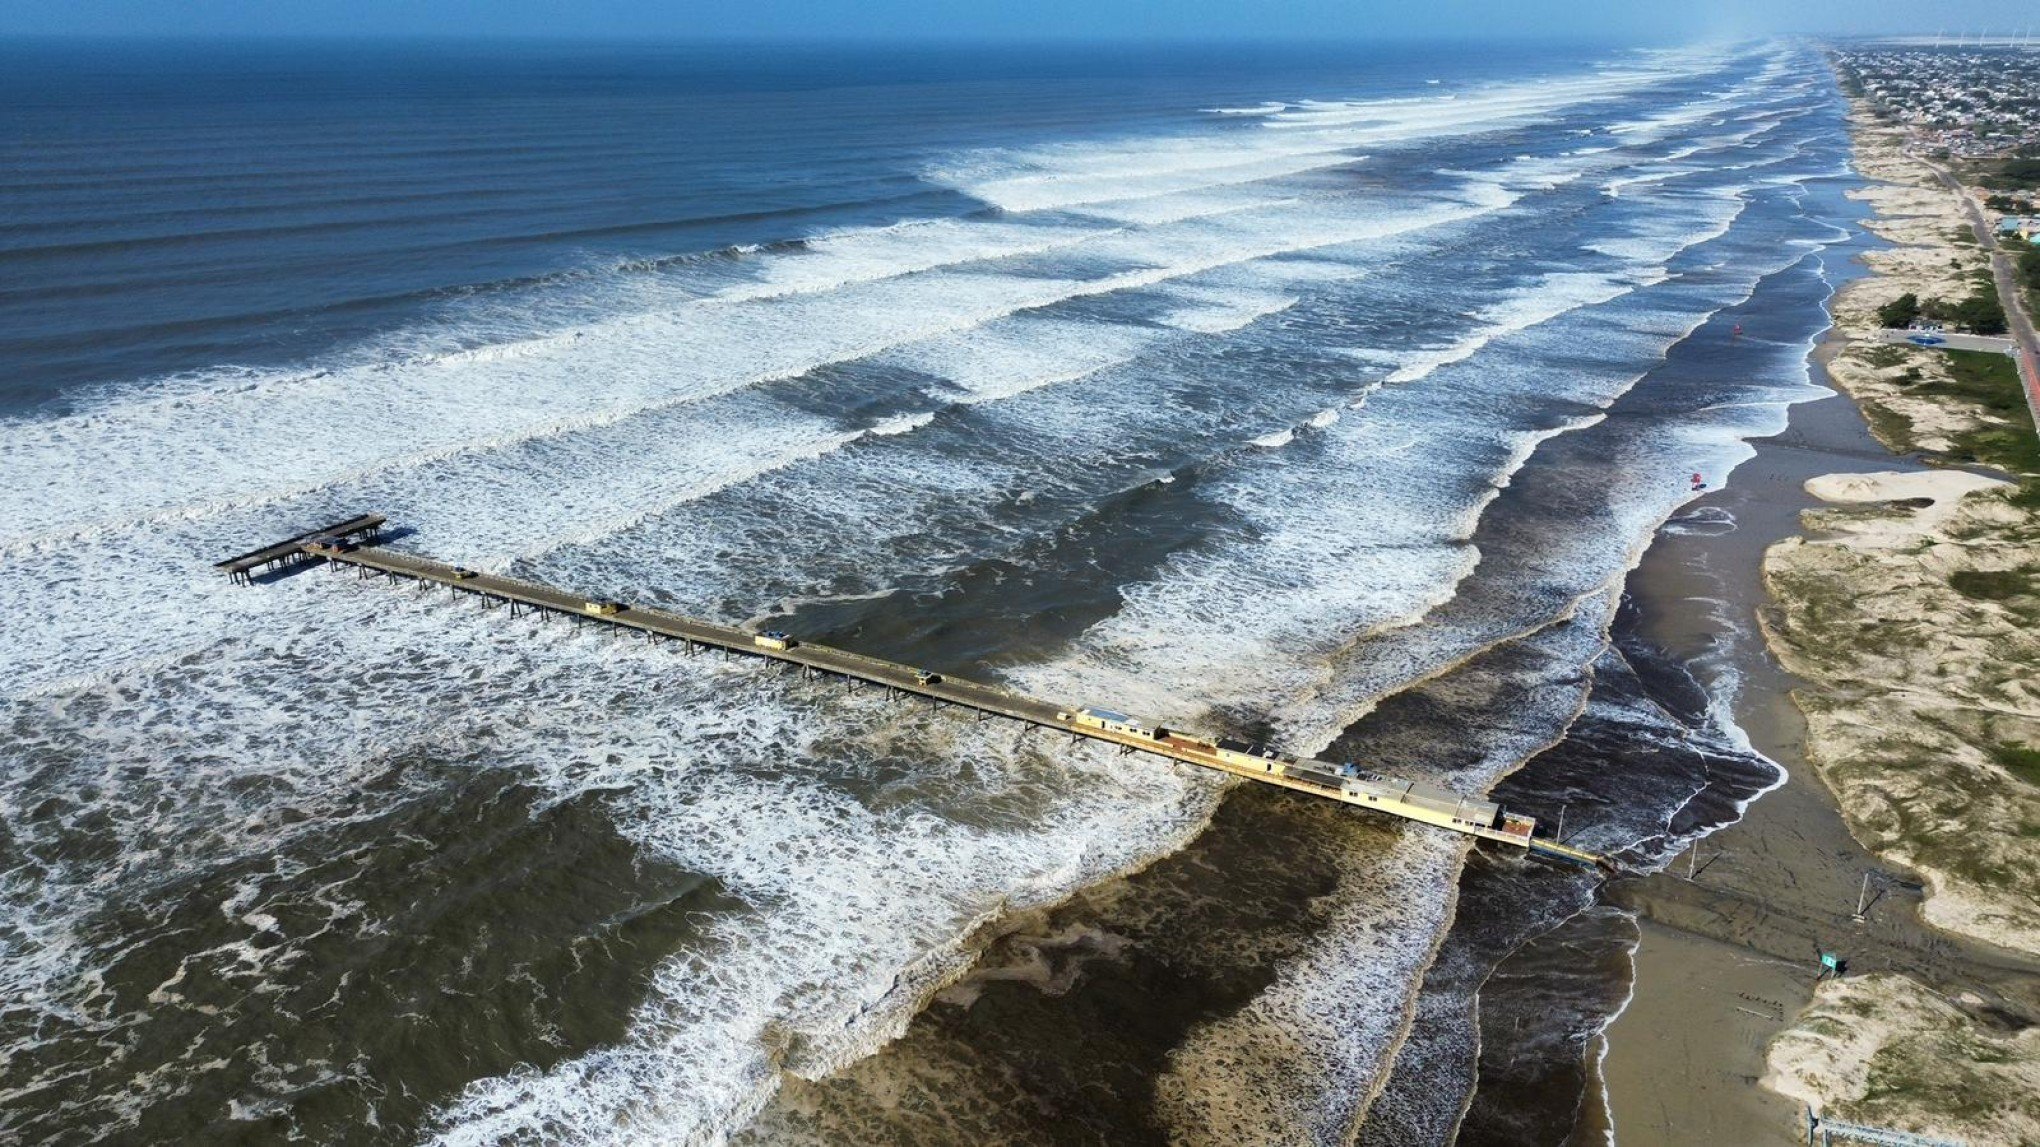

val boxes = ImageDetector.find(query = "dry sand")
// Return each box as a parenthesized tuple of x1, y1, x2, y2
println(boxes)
(1763, 972, 2040, 1146)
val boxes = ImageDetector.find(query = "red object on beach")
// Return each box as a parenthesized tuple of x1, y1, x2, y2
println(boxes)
(1691, 472, 1704, 486)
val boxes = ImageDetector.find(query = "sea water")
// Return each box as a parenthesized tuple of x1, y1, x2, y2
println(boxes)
(0, 38, 1853, 1143)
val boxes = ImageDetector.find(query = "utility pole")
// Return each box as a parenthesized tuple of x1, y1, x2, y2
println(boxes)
(1853, 872, 1872, 921)
(1687, 841, 1700, 879)
(1555, 804, 1566, 844)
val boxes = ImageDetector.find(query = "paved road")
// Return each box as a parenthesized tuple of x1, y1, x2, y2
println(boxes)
(1872, 328, 2017, 354)
(1921, 158, 2040, 434)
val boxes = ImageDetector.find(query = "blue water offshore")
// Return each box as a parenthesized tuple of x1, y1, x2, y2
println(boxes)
(0, 39, 1855, 1144)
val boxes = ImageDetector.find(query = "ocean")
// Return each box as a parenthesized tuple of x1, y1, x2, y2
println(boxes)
(0, 37, 1857, 1143)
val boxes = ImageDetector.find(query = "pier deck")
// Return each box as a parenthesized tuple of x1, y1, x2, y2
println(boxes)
(223, 518, 1617, 869)
(214, 514, 387, 584)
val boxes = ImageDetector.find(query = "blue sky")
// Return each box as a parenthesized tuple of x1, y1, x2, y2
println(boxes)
(3, 0, 2037, 41)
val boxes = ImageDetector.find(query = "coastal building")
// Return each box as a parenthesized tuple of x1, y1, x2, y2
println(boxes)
(1066, 707, 1162, 739)
(1996, 215, 2040, 241)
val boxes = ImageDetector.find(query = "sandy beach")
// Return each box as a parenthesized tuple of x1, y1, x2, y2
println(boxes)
(1600, 91, 2040, 1145)
(1598, 383, 1929, 1145)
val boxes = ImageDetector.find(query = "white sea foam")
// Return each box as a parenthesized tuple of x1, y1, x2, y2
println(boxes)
(882, 317, 1161, 406)
(0, 37, 1851, 1147)
(0, 175, 1518, 557)
(1155, 285, 1300, 333)
(1158, 601, 1613, 1142)
(933, 51, 1744, 218)
(711, 217, 1110, 303)
(866, 410, 937, 436)
(932, 143, 1372, 215)
(1, 587, 1231, 1144)
(1206, 101, 1290, 117)
(1381, 270, 1657, 385)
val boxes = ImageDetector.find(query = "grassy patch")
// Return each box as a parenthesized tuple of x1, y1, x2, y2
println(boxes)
(1990, 743, 2040, 787)
(1861, 402, 1918, 453)
(1908, 350, 2040, 472)
(1937, 350, 2026, 411)
(1949, 568, 2037, 601)
(1863, 344, 1909, 368)
(1948, 569, 2028, 600)
(1947, 424, 2040, 474)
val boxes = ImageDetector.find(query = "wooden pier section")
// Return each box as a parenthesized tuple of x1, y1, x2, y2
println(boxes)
(214, 514, 387, 584)
(221, 515, 1616, 870)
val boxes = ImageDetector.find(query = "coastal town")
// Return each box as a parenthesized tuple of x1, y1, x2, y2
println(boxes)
(1836, 45, 2040, 161)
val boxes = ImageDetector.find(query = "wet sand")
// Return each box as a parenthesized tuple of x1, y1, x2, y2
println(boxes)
(1598, 919, 1808, 1145)
(1599, 378, 1898, 1143)
(1597, 360, 2040, 1140)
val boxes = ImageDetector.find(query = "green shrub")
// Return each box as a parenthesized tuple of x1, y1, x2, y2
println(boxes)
(1991, 743, 2040, 786)
(1948, 292, 2007, 335)
(1877, 293, 1921, 329)
(1935, 349, 2026, 413)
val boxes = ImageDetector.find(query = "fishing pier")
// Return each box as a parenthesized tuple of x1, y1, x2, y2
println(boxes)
(220, 515, 1615, 870)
